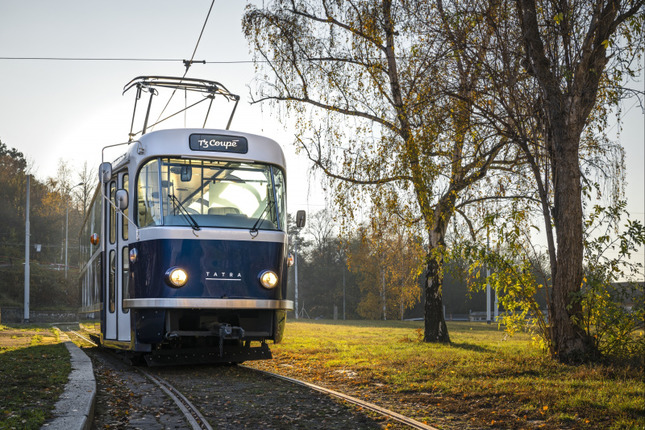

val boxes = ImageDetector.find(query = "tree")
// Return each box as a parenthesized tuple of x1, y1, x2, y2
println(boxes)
(472, 0, 644, 362)
(513, 0, 643, 362)
(75, 161, 96, 219)
(0, 140, 28, 262)
(347, 214, 425, 320)
(302, 222, 344, 317)
(243, 0, 515, 342)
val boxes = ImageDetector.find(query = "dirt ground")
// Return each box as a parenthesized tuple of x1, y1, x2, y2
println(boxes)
(86, 348, 400, 429)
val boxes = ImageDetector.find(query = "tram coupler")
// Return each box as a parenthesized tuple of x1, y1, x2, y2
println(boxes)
(216, 323, 245, 357)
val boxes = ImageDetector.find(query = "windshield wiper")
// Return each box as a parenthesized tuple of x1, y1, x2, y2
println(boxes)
(168, 193, 201, 231)
(250, 200, 274, 237)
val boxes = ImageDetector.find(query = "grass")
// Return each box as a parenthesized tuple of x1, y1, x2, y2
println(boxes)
(1, 320, 640, 429)
(0, 324, 70, 430)
(249, 320, 645, 429)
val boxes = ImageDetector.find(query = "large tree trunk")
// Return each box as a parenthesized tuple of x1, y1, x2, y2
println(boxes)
(515, 0, 621, 363)
(548, 121, 599, 362)
(424, 251, 450, 342)
(423, 205, 452, 343)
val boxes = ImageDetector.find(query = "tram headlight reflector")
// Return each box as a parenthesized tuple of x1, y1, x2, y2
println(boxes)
(259, 270, 279, 289)
(165, 267, 188, 288)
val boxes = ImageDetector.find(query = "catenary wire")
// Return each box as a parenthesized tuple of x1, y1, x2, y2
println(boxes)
(154, 0, 217, 129)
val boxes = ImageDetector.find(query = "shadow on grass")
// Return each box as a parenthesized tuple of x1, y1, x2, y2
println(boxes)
(449, 341, 493, 353)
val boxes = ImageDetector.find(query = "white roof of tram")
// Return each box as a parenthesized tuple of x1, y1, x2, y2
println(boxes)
(112, 128, 287, 171)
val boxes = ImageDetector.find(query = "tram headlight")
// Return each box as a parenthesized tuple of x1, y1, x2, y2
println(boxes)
(165, 267, 188, 288)
(259, 270, 279, 289)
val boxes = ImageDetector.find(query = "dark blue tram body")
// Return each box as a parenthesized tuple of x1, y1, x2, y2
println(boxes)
(79, 128, 294, 363)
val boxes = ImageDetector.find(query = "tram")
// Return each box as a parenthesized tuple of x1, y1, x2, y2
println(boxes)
(78, 77, 304, 365)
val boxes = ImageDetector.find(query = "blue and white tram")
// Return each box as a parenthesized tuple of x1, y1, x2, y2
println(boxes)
(79, 127, 302, 365)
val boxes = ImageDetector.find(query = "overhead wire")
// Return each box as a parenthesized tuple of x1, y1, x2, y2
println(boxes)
(0, 56, 180, 62)
(0, 56, 256, 64)
(155, 0, 217, 129)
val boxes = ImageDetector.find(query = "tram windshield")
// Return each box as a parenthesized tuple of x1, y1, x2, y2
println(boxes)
(137, 158, 286, 231)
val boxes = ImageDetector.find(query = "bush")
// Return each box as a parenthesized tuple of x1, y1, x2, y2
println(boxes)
(0, 263, 79, 309)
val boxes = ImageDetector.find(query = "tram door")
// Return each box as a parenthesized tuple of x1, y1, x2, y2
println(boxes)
(104, 172, 131, 342)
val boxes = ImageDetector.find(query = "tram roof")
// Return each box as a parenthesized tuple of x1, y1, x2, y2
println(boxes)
(114, 128, 287, 171)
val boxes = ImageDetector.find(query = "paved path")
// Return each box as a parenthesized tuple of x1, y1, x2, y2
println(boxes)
(42, 332, 96, 430)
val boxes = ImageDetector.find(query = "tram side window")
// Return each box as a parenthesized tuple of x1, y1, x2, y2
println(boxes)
(122, 174, 129, 240)
(122, 246, 129, 314)
(109, 182, 116, 244)
(109, 250, 115, 313)
(137, 159, 161, 227)
(92, 189, 101, 248)
(272, 167, 287, 230)
(94, 255, 101, 306)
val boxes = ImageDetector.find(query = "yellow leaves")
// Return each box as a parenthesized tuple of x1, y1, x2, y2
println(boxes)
(553, 13, 564, 25)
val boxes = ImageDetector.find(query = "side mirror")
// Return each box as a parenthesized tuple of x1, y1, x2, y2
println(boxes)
(116, 189, 129, 210)
(296, 210, 306, 228)
(99, 162, 112, 183)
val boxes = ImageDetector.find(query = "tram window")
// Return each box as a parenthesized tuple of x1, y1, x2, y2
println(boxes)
(272, 167, 287, 230)
(137, 159, 162, 227)
(109, 250, 115, 313)
(109, 182, 116, 244)
(122, 174, 129, 240)
(91, 189, 101, 248)
(94, 254, 101, 306)
(122, 246, 129, 313)
(149, 158, 286, 231)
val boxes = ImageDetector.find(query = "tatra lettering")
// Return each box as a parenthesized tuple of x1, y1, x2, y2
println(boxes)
(204, 270, 243, 280)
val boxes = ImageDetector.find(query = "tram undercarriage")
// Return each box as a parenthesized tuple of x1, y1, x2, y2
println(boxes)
(130, 308, 281, 366)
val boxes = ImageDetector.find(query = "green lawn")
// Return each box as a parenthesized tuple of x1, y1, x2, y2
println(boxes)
(0, 325, 70, 430)
(251, 320, 645, 429)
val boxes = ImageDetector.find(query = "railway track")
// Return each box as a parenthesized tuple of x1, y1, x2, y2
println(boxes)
(241, 365, 439, 430)
(67, 330, 212, 430)
(66, 329, 438, 429)
(140, 369, 213, 430)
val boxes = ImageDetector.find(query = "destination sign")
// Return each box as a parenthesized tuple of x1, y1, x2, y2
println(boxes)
(189, 134, 248, 154)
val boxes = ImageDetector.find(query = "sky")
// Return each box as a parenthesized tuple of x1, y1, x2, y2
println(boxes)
(0, 1, 643, 265)
(0, 0, 327, 214)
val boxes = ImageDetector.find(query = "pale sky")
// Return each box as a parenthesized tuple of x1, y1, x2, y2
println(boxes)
(0, 0, 643, 263)
(0, 0, 326, 214)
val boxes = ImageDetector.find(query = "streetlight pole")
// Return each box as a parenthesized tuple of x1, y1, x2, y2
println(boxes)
(24, 175, 30, 323)
(65, 182, 84, 279)
(294, 238, 299, 320)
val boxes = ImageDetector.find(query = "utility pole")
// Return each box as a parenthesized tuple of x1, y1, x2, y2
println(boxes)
(294, 238, 299, 320)
(342, 262, 346, 320)
(486, 225, 491, 324)
(293, 210, 307, 320)
(24, 175, 30, 323)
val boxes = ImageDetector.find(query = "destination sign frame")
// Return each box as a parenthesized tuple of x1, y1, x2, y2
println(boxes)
(189, 134, 249, 154)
